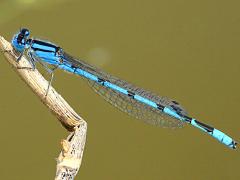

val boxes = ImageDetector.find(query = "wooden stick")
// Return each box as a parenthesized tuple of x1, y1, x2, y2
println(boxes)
(0, 36, 87, 180)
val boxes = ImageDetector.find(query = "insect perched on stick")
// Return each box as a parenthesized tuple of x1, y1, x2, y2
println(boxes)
(11, 28, 237, 149)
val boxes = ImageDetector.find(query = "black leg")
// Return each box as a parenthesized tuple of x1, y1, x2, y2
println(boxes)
(26, 50, 59, 96)
(46, 72, 54, 96)
(27, 51, 36, 69)
(16, 51, 36, 71)
(45, 66, 58, 96)
(17, 52, 24, 62)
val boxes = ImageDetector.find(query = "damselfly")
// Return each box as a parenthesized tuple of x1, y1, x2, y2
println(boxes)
(11, 28, 237, 149)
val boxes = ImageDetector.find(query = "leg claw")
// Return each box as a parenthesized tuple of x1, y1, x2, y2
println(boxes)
(3, 49, 11, 53)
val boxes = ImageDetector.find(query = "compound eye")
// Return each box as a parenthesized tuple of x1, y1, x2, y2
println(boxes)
(17, 34, 24, 44)
(20, 28, 30, 37)
(25, 30, 30, 36)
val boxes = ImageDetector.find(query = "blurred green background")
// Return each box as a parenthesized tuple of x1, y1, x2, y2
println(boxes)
(0, 0, 239, 179)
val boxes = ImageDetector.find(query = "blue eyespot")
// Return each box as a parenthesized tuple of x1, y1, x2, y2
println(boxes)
(21, 28, 30, 37)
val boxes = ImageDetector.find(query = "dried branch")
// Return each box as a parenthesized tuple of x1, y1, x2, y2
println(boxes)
(0, 36, 87, 180)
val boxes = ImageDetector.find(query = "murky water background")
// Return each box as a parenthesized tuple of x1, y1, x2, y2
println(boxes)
(0, 0, 239, 179)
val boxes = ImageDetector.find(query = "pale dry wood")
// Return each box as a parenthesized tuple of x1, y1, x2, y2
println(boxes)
(0, 36, 81, 130)
(56, 124, 87, 179)
(0, 36, 87, 179)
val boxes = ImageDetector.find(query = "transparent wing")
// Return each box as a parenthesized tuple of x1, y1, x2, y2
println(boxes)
(89, 80, 185, 128)
(63, 52, 187, 128)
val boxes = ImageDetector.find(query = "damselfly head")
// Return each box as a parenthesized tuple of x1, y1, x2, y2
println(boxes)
(12, 28, 30, 52)
(20, 28, 30, 38)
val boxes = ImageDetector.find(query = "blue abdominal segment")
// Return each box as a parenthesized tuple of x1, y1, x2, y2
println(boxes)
(190, 119, 236, 149)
